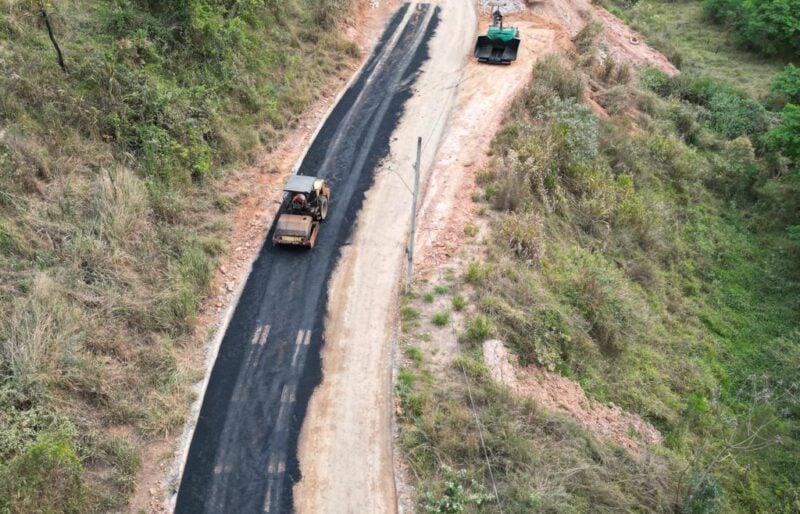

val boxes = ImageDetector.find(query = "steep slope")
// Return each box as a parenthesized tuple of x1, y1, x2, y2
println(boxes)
(396, 2, 799, 512)
(0, 1, 361, 510)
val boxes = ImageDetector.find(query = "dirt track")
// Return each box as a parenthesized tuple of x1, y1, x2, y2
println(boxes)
(293, 1, 475, 512)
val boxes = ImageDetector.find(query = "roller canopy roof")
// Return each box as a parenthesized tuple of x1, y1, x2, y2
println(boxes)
(283, 175, 322, 194)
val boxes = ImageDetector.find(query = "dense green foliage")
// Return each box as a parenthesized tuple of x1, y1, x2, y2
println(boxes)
(604, 0, 786, 96)
(0, 0, 354, 510)
(640, 69, 773, 139)
(703, 0, 800, 58)
(766, 103, 800, 161)
(400, 55, 800, 512)
(772, 64, 800, 104)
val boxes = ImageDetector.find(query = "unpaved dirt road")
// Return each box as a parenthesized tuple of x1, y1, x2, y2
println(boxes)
(416, 9, 567, 274)
(173, 4, 443, 512)
(293, 1, 475, 512)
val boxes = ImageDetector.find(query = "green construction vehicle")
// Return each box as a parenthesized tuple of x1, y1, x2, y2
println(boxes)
(474, 6, 520, 64)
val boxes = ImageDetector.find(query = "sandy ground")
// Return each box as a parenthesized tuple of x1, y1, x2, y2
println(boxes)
(292, 1, 476, 513)
(483, 340, 663, 454)
(128, 2, 400, 512)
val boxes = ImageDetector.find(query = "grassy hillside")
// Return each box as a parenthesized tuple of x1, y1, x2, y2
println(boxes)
(603, 0, 787, 97)
(398, 47, 800, 514)
(0, 0, 355, 510)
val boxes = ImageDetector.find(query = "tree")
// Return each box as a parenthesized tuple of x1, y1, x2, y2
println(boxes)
(766, 104, 800, 163)
(772, 64, 800, 105)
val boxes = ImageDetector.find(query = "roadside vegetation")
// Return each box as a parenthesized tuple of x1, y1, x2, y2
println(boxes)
(0, 1, 355, 510)
(398, 21, 800, 513)
(603, 0, 787, 96)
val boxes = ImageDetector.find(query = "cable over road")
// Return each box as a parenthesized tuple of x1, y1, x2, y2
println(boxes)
(174, 4, 440, 513)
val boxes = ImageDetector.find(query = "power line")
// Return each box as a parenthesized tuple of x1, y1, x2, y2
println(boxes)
(457, 349, 504, 513)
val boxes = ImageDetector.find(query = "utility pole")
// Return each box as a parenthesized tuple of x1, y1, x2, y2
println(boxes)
(406, 137, 421, 291)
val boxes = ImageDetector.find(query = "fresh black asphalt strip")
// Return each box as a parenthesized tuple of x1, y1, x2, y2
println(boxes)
(175, 4, 440, 513)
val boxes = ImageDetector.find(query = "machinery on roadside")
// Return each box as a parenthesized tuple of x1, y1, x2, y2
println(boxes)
(272, 175, 330, 248)
(474, 5, 521, 64)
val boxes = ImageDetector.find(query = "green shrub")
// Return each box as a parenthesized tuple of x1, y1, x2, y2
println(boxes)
(704, 89, 769, 138)
(401, 306, 419, 321)
(431, 311, 450, 327)
(642, 72, 769, 139)
(465, 315, 493, 343)
(422, 466, 494, 513)
(703, 0, 800, 58)
(683, 476, 724, 514)
(451, 295, 467, 311)
(640, 68, 672, 97)
(771, 64, 800, 104)
(0, 428, 86, 513)
(539, 97, 600, 171)
(765, 103, 800, 162)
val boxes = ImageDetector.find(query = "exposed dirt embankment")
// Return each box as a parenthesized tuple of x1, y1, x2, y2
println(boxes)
(483, 340, 663, 455)
(531, 0, 678, 75)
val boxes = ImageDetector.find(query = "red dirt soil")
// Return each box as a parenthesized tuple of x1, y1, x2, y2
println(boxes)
(483, 339, 663, 455)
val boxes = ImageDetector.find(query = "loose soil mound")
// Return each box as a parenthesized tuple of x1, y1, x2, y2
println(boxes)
(483, 339, 663, 455)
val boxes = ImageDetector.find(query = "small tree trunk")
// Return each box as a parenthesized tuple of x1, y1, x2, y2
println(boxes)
(40, 8, 67, 74)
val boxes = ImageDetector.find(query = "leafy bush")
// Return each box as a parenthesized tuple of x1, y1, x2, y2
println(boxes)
(704, 89, 770, 138)
(539, 97, 600, 169)
(465, 315, 493, 343)
(771, 64, 800, 104)
(431, 311, 451, 327)
(765, 103, 800, 163)
(0, 428, 86, 513)
(640, 71, 769, 139)
(703, 0, 800, 58)
(640, 68, 673, 97)
(683, 476, 724, 514)
(422, 466, 493, 513)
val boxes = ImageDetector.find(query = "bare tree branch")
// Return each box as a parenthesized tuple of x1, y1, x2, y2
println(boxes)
(40, 6, 67, 73)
